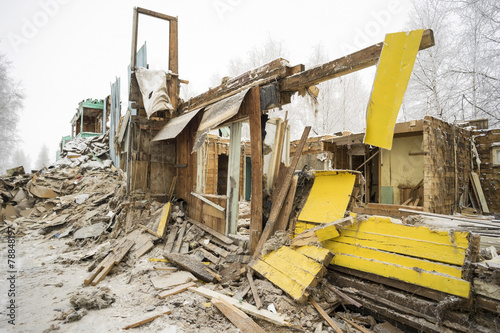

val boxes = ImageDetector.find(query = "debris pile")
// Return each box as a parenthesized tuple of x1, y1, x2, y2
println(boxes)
(56, 133, 112, 170)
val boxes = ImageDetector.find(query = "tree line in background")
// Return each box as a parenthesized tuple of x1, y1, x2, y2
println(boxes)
(0, 53, 50, 174)
(402, 0, 500, 126)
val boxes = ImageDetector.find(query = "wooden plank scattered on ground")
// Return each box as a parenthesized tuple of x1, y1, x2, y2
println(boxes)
(122, 310, 171, 330)
(190, 286, 292, 327)
(164, 225, 178, 253)
(212, 297, 266, 333)
(163, 252, 217, 282)
(158, 282, 197, 299)
(172, 220, 188, 253)
(84, 239, 135, 286)
(136, 240, 154, 258)
(247, 268, 263, 310)
(138, 224, 160, 237)
(309, 297, 343, 333)
(151, 271, 197, 290)
(201, 238, 229, 258)
(187, 217, 233, 244)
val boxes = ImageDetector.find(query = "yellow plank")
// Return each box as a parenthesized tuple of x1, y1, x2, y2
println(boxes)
(295, 221, 321, 237)
(345, 216, 469, 248)
(251, 259, 306, 300)
(157, 202, 171, 238)
(294, 246, 332, 263)
(298, 171, 356, 223)
(364, 29, 424, 150)
(315, 226, 340, 241)
(325, 241, 462, 278)
(331, 254, 470, 298)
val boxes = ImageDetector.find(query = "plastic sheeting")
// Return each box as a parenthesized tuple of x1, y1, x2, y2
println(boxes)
(134, 67, 174, 119)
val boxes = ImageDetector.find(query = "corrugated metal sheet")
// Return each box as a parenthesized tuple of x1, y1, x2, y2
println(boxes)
(192, 88, 250, 152)
(152, 108, 203, 142)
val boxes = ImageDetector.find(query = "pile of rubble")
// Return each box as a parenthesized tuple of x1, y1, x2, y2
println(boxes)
(55, 133, 112, 170)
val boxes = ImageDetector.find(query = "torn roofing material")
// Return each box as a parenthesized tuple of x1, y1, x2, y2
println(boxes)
(192, 88, 250, 152)
(152, 108, 204, 142)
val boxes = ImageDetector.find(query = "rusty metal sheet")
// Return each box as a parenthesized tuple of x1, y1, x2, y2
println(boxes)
(152, 108, 203, 142)
(192, 88, 250, 152)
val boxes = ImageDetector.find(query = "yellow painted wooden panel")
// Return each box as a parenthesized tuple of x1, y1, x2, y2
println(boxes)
(325, 241, 462, 278)
(156, 202, 171, 237)
(251, 259, 305, 300)
(345, 216, 469, 248)
(331, 254, 471, 298)
(271, 246, 324, 275)
(298, 171, 356, 223)
(315, 225, 340, 241)
(364, 29, 424, 150)
(329, 231, 466, 266)
(295, 221, 321, 237)
(294, 246, 332, 263)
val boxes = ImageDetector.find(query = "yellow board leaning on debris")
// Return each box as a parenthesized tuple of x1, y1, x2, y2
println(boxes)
(298, 171, 357, 223)
(157, 202, 171, 238)
(364, 29, 424, 150)
(324, 216, 472, 298)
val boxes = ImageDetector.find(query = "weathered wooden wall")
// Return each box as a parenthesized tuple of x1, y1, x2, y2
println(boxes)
(423, 116, 472, 214)
(290, 136, 333, 170)
(129, 119, 176, 200)
(474, 128, 500, 213)
(176, 114, 227, 234)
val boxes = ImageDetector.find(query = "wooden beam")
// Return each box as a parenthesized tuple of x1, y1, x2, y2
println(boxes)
(212, 297, 266, 333)
(136, 7, 178, 21)
(180, 58, 290, 111)
(122, 310, 171, 330)
(248, 87, 263, 253)
(274, 174, 298, 232)
(191, 192, 225, 211)
(280, 29, 435, 92)
(252, 126, 311, 260)
(247, 268, 263, 310)
(130, 8, 139, 71)
(226, 121, 242, 235)
(168, 18, 179, 109)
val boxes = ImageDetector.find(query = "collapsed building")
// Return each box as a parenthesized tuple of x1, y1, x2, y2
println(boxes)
(2, 7, 500, 333)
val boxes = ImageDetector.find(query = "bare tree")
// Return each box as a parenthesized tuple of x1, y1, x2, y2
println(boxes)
(0, 53, 24, 174)
(35, 144, 50, 170)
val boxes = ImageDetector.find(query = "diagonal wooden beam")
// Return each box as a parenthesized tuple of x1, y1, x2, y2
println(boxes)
(280, 29, 434, 92)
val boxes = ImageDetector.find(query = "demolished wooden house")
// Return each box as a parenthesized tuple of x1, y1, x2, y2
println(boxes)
(106, 7, 500, 332)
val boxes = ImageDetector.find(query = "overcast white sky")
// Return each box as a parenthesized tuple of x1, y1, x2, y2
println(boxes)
(0, 0, 412, 165)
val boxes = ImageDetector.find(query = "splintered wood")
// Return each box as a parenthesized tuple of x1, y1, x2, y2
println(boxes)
(84, 239, 135, 286)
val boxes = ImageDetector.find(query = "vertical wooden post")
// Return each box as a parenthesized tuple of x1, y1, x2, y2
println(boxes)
(248, 87, 263, 253)
(169, 19, 179, 110)
(130, 7, 139, 71)
(226, 122, 242, 235)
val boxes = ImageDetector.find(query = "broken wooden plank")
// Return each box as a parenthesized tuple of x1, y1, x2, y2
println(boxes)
(138, 224, 160, 237)
(309, 297, 343, 333)
(151, 271, 197, 290)
(252, 126, 311, 260)
(136, 240, 154, 258)
(187, 217, 233, 244)
(199, 248, 220, 264)
(292, 246, 334, 266)
(163, 253, 216, 282)
(167, 176, 177, 201)
(158, 282, 197, 299)
(157, 202, 172, 238)
(172, 220, 187, 253)
(201, 239, 229, 258)
(247, 268, 263, 310)
(471, 172, 490, 213)
(291, 216, 354, 247)
(212, 297, 266, 333)
(280, 29, 434, 92)
(274, 174, 298, 232)
(191, 192, 225, 211)
(164, 225, 178, 253)
(337, 314, 372, 333)
(122, 310, 171, 330)
(190, 286, 292, 327)
(226, 254, 251, 264)
(325, 283, 362, 308)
